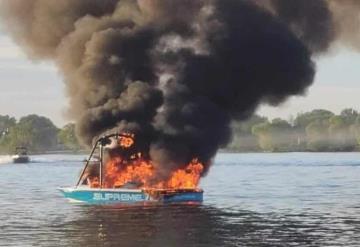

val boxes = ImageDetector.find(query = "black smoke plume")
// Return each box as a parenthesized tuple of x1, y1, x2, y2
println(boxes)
(1, 0, 359, 178)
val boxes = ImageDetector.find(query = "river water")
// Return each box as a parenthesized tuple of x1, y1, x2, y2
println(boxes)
(1, 152, 360, 246)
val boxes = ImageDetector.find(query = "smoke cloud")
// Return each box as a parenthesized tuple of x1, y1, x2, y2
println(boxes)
(1, 0, 359, 178)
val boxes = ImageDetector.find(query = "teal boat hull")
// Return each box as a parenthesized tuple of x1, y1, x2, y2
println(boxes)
(59, 187, 203, 204)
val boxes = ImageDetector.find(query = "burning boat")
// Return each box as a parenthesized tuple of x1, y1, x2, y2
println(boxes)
(59, 133, 204, 204)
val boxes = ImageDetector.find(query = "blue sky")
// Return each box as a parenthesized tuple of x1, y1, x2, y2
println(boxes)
(0, 31, 359, 127)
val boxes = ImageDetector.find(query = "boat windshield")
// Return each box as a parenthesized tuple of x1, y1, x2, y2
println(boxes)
(77, 133, 140, 189)
(80, 160, 100, 187)
(15, 147, 28, 155)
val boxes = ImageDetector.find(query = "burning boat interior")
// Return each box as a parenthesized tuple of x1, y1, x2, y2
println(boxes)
(77, 133, 204, 194)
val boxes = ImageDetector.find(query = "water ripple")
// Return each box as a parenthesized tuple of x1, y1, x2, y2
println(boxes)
(1, 153, 360, 246)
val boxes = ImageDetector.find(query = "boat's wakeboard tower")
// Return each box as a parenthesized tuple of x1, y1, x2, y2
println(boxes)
(76, 133, 128, 188)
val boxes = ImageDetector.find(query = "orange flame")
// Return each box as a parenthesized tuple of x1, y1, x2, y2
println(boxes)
(87, 133, 204, 190)
(100, 157, 204, 190)
(118, 134, 135, 148)
(166, 159, 204, 189)
(89, 177, 100, 188)
(104, 157, 154, 188)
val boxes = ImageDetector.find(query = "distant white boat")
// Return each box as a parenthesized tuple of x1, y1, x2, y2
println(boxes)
(12, 146, 30, 163)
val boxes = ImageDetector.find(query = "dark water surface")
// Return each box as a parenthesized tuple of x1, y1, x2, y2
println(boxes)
(1, 153, 360, 246)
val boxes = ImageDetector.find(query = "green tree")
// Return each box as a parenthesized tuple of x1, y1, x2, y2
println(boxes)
(252, 118, 295, 152)
(58, 123, 81, 151)
(0, 115, 17, 153)
(0, 115, 16, 135)
(6, 115, 59, 152)
(229, 115, 268, 151)
(294, 110, 335, 151)
(350, 116, 360, 149)
(340, 108, 358, 125)
(306, 119, 330, 151)
(328, 115, 357, 151)
(252, 121, 273, 151)
(294, 109, 334, 129)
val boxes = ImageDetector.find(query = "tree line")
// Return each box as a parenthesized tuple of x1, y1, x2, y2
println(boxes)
(0, 114, 81, 154)
(1, 109, 359, 154)
(228, 108, 360, 152)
